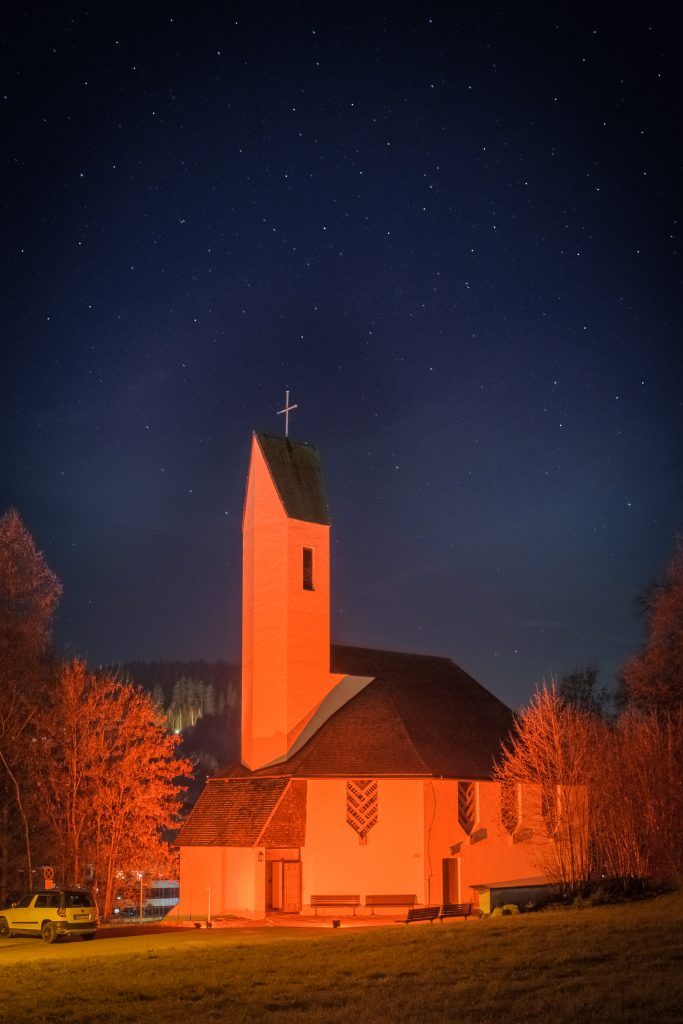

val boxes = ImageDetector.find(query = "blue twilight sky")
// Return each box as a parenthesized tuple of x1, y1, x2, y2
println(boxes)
(2, 4, 681, 709)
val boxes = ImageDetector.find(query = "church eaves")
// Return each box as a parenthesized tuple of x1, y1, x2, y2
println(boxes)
(255, 432, 330, 525)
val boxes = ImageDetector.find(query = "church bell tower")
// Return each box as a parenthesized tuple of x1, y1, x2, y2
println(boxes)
(241, 432, 343, 771)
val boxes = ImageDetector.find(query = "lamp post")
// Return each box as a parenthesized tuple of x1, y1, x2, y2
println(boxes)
(138, 872, 143, 925)
(205, 885, 211, 928)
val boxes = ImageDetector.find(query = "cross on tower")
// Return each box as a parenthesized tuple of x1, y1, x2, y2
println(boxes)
(277, 389, 298, 437)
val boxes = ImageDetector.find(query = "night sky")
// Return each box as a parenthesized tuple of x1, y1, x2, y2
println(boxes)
(2, 6, 681, 709)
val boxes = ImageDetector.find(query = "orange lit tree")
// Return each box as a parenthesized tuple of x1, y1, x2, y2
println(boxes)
(32, 659, 192, 919)
(495, 686, 598, 896)
(589, 707, 683, 885)
(0, 508, 61, 894)
(498, 687, 683, 893)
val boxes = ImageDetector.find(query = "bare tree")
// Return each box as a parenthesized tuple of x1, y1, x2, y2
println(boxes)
(621, 539, 683, 712)
(558, 663, 609, 716)
(0, 509, 61, 893)
(590, 707, 683, 885)
(495, 686, 597, 896)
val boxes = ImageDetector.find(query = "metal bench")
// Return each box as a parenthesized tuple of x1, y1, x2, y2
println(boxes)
(310, 895, 360, 916)
(404, 906, 440, 924)
(439, 902, 473, 921)
(365, 894, 416, 914)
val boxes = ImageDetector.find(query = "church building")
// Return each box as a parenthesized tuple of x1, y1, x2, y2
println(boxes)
(175, 432, 547, 919)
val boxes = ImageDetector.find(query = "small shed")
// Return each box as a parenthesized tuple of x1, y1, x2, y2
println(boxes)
(471, 876, 555, 914)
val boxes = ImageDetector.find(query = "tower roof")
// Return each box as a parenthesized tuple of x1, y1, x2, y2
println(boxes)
(255, 433, 330, 525)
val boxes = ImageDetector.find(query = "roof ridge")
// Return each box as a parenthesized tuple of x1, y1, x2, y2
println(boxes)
(331, 642, 454, 665)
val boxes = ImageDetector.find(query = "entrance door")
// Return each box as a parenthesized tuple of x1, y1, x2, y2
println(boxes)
(281, 861, 302, 913)
(442, 858, 460, 904)
(266, 861, 282, 911)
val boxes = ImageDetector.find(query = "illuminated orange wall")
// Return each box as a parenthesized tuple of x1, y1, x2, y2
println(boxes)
(176, 846, 265, 920)
(241, 436, 343, 770)
(424, 780, 548, 907)
(176, 779, 549, 918)
(302, 779, 425, 908)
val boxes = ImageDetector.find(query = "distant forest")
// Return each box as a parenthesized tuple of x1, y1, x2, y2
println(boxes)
(113, 659, 239, 706)
(110, 660, 241, 801)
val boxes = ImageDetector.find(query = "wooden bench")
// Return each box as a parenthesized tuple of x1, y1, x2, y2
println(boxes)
(404, 906, 440, 924)
(439, 902, 473, 921)
(310, 895, 360, 916)
(365, 894, 416, 914)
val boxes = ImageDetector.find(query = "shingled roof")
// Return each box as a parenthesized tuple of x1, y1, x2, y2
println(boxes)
(178, 777, 307, 848)
(177, 777, 290, 846)
(218, 645, 515, 782)
(255, 433, 330, 525)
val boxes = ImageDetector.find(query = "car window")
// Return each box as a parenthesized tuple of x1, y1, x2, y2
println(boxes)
(35, 894, 49, 908)
(15, 894, 34, 908)
(65, 891, 94, 908)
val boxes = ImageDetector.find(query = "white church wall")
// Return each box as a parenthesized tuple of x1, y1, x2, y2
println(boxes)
(425, 780, 550, 908)
(176, 846, 265, 920)
(302, 778, 425, 909)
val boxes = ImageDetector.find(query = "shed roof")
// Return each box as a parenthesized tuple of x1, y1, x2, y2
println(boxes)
(255, 433, 330, 525)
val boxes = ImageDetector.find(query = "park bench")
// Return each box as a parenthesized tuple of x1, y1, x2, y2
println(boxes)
(439, 902, 473, 921)
(365, 894, 416, 914)
(404, 906, 440, 924)
(310, 895, 360, 916)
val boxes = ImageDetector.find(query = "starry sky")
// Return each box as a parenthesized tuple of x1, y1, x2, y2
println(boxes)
(2, 5, 681, 709)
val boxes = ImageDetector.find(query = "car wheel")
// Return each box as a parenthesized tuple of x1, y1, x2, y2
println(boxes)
(81, 932, 96, 941)
(0, 917, 10, 938)
(41, 921, 59, 944)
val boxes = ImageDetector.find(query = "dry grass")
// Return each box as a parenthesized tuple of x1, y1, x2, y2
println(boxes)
(1, 892, 681, 1023)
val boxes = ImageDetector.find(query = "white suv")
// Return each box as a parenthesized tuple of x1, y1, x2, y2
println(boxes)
(0, 888, 97, 943)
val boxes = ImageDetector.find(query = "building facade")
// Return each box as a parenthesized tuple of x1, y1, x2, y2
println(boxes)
(175, 433, 547, 919)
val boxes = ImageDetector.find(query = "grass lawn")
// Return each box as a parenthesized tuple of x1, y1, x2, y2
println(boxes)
(1, 892, 681, 1023)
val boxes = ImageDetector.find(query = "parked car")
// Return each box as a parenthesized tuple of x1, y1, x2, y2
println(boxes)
(0, 888, 97, 943)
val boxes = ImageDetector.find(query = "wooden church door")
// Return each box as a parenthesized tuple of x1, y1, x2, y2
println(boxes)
(281, 861, 302, 913)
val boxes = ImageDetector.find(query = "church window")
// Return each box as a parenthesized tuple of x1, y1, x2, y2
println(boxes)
(346, 779, 378, 843)
(501, 781, 520, 836)
(457, 781, 477, 836)
(303, 547, 314, 590)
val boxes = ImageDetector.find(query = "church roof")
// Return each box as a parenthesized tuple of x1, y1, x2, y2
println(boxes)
(177, 646, 514, 848)
(219, 645, 515, 782)
(177, 777, 290, 846)
(255, 433, 330, 525)
(177, 777, 307, 848)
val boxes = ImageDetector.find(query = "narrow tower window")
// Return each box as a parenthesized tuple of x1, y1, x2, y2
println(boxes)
(303, 547, 314, 590)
